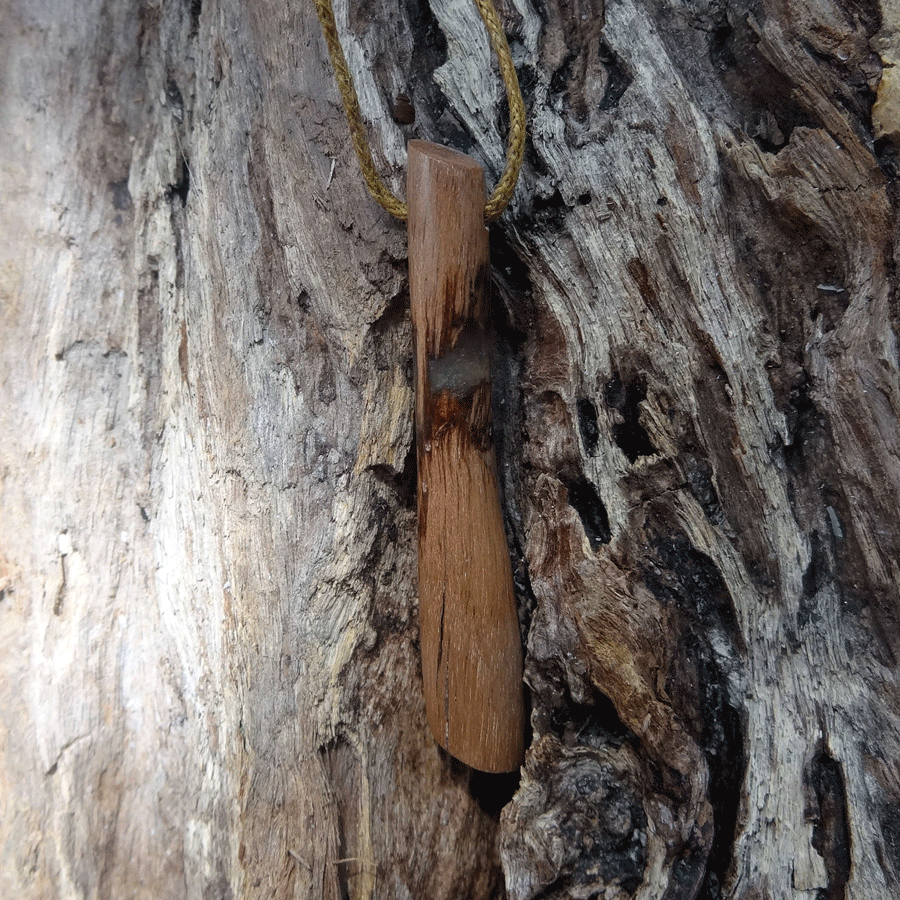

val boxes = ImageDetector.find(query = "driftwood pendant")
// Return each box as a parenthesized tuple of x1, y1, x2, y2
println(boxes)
(407, 140, 525, 773)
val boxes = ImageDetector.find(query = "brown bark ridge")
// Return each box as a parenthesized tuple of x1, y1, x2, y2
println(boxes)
(1, 0, 898, 899)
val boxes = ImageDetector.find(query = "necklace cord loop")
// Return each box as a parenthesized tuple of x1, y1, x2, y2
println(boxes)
(313, 0, 525, 222)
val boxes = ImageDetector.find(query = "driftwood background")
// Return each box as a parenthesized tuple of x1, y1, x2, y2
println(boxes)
(2, 0, 899, 897)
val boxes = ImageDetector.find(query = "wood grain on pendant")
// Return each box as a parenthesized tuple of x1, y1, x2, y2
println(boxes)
(407, 140, 525, 773)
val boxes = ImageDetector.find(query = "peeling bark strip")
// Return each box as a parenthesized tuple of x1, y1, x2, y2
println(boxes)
(408, 140, 525, 773)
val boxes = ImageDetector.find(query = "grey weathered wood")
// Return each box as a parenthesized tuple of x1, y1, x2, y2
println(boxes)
(1, 0, 899, 898)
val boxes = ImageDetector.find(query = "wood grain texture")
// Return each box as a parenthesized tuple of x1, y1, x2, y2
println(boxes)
(0, 4, 505, 900)
(408, 140, 525, 774)
(2, 0, 900, 898)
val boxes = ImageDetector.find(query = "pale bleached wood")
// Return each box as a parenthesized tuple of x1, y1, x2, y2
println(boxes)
(408, 140, 525, 774)
(0, 5, 505, 900)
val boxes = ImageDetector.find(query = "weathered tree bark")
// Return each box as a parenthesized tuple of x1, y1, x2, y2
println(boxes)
(1, 0, 899, 898)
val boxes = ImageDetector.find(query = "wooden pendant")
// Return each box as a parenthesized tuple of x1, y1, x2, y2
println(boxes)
(407, 140, 525, 773)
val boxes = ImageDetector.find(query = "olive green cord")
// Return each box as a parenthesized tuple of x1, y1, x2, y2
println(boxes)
(313, 0, 525, 222)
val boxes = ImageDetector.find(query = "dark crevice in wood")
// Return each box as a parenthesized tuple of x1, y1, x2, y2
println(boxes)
(781, 370, 825, 476)
(137, 259, 163, 453)
(708, 21, 736, 72)
(321, 739, 355, 900)
(510, 546, 538, 639)
(796, 36, 878, 134)
(728, 189, 847, 352)
(344, 0, 451, 151)
(530, 187, 568, 230)
(879, 800, 900, 884)
(681, 453, 725, 527)
(807, 745, 852, 899)
(489, 227, 536, 340)
(359, 492, 413, 656)
(523, 135, 551, 180)
(690, 360, 776, 595)
(366, 440, 417, 510)
(611, 585, 727, 898)
(402, 0, 449, 125)
(626, 257, 658, 307)
(603, 373, 656, 463)
(409, 0, 501, 158)
(643, 533, 742, 647)
(53, 556, 67, 617)
(598, 41, 631, 111)
(547, 689, 633, 749)
(549, 60, 570, 104)
(494, 337, 538, 637)
(873, 136, 900, 181)
(189, 0, 202, 37)
(164, 77, 184, 118)
(540, 0, 611, 141)
(366, 286, 412, 374)
(562, 476, 611, 549)
(468, 767, 522, 820)
(576, 397, 600, 456)
(432, 752, 509, 890)
(697, 4, 826, 148)
(796, 530, 829, 635)
(516, 63, 539, 111)
(167, 155, 190, 208)
(414, 89, 459, 151)
(489, 232, 539, 643)
(169, 190, 186, 291)
(679, 632, 746, 900)
(108, 177, 132, 213)
(496, 415, 537, 635)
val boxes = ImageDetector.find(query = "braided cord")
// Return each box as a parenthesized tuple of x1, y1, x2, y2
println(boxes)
(313, 0, 409, 219)
(471, 0, 526, 221)
(312, 0, 525, 222)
